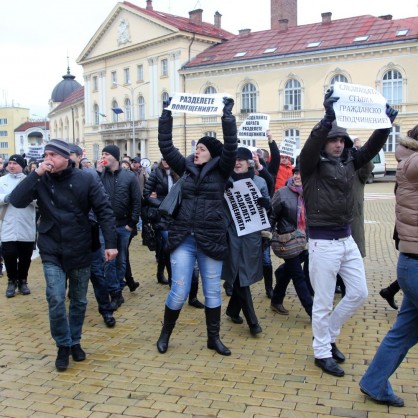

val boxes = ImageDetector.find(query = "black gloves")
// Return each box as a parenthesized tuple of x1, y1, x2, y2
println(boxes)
(323, 88, 339, 124)
(159, 98, 173, 135)
(257, 196, 270, 210)
(225, 180, 234, 190)
(222, 97, 234, 118)
(386, 103, 398, 124)
(222, 97, 237, 138)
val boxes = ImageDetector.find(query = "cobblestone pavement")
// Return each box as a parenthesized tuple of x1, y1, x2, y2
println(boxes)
(1, 180, 417, 417)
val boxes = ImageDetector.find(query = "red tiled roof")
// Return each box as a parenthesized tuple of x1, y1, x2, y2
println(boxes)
(184, 15, 418, 68)
(123, 1, 233, 41)
(52, 86, 84, 113)
(15, 121, 49, 132)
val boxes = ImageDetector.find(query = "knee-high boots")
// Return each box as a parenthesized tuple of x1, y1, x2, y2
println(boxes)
(156, 305, 181, 353)
(205, 306, 231, 356)
(263, 265, 273, 298)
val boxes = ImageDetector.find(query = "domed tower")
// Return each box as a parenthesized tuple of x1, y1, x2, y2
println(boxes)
(49, 66, 82, 110)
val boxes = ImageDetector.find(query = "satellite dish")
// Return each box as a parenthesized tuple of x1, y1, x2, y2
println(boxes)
(140, 158, 151, 168)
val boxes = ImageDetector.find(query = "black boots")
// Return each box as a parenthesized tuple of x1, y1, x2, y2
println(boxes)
(380, 280, 400, 310)
(125, 276, 139, 292)
(55, 346, 71, 371)
(156, 258, 169, 285)
(6, 280, 30, 297)
(205, 306, 231, 356)
(157, 306, 181, 353)
(263, 265, 273, 298)
(6, 280, 17, 298)
(18, 280, 31, 295)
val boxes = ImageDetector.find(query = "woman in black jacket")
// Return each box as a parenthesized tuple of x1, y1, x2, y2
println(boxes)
(156, 97, 238, 356)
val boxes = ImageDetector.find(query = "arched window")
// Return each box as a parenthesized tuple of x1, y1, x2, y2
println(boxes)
(330, 74, 348, 85)
(138, 96, 145, 120)
(241, 83, 257, 113)
(284, 79, 301, 110)
(125, 98, 132, 121)
(382, 70, 402, 104)
(204, 86, 217, 94)
(112, 100, 119, 123)
(384, 124, 401, 152)
(93, 104, 100, 125)
(204, 131, 217, 138)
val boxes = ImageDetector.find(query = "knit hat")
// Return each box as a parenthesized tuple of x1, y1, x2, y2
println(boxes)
(44, 139, 70, 159)
(9, 154, 26, 169)
(69, 144, 83, 156)
(236, 147, 253, 161)
(197, 136, 223, 158)
(102, 144, 120, 161)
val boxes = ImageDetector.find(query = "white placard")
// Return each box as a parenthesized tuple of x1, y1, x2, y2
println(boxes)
(237, 113, 270, 142)
(224, 178, 270, 237)
(166, 93, 231, 115)
(279, 137, 297, 158)
(26, 146, 44, 160)
(332, 82, 392, 129)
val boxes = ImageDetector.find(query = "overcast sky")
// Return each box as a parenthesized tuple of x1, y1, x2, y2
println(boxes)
(1, 0, 417, 118)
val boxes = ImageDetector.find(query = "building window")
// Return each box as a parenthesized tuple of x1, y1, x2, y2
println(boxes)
(20, 135, 24, 145)
(0, 118, 7, 125)
(93, 104, 100, 125)
(161, 59, 168, 77)
(125, 98, 132, 121)
(330, 74, 348, 85)
(241, 83, 257, 113)
(284, 128, 301, 150)
(92, 76, 98, 91)
(111, 100, 119, 123)
(204, 86, 217, 94)
(124, 68, 130, 84)
(0, 131, 7, 137)
(384, 124, 401, 152)
(284, 79, 301, 111)
(0, 142, 8, 148)
(204, 131, 217, 138)
(111, 71, 117, 85)
(382, 70, 402, 104)
(138, 96, 145, 120)
(137, 64, 144, 81)
(240, 137, 257, 147)
(93, 143, 100, 161)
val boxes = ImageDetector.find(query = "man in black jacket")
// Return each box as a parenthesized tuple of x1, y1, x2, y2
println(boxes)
(300, 90, 398, 378)
(9, 139, 118, 372)
(99, 144, 141, 308)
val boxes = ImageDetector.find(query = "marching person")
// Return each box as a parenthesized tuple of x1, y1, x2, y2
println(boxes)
(9, 139, 117, 372)
(156, 97, 238, 356)
(300, 89, 398, 377)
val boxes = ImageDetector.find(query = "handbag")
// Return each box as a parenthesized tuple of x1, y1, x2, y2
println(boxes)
(142, 222, 156, 251)
(158, 173, 188, 219)
(271, 229, 307, 259)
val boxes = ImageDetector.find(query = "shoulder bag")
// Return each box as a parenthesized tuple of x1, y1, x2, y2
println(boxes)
(271, 229, 307, 259)
(158, 173, 188, 219)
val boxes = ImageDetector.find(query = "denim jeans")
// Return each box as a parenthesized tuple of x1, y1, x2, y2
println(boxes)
(101, 226, 131, 294)
(360, 253, 418, 401)
(166, 234, 222, 310)
(43, 262, 90, 347)
(262, 244, 272, 266)
(90, 247, 114, 315)
(309, 236, 368, 358)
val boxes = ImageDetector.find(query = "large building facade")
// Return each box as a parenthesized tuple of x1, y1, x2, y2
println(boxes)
(0, 107, 30, 159)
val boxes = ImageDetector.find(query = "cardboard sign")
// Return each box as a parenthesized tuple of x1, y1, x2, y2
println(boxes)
(237, 113, 270, 142)
(166, 93, 231, 115)
(224, 178, 270, 237)
(332, 82, 392, 129)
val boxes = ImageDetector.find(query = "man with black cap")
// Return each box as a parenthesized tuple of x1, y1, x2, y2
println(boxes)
(9, 139, 118, 372)
(0, 154, 35, 298)
(300, 89, 398, 377)
(100, 144, 141, 307)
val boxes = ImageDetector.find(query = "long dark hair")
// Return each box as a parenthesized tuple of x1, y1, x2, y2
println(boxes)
(407, 125, 418, 140)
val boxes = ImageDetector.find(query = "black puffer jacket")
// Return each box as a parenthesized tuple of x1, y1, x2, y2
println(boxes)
(158, 118, 238, 260)
(100, 167, 141, 229)
(9, 165, 117, 271)
(300, 121, 390, 227)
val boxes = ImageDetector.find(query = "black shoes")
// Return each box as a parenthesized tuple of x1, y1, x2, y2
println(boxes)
(360, 387, 404, 407)
(331, 343, 345, 363)
(18, 281, 31, 295)
(270, 303, 289, 315)
(266, 288, 273, 299)
(188, 298, 204, 309)
(226, 310, 244, 324)
(314, 357, 344, 377)
(223, 282, 233, 296)
(102, 312, 116, 328)
(379, 288, 398, 310)
(207, 338, 231, 356)
(55, 346, 71, 371)
(5, 280, 16, 298)
(249, 323, 262, 336)
(125, 277, 139, 292)
(71, 344, 86, 362)
(157, 274, 169, 285)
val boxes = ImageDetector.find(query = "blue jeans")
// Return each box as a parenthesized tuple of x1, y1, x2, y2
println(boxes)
(101, 226, 131, 294)
(43, 262, 90, 347)
(90, 247, 114, 314)
(360, 253, 418, 401)
(262, 244, 272, 266)
(166, 234, 222, 310)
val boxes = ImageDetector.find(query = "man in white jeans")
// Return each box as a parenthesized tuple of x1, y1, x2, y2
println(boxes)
(300, 89, 398, 377)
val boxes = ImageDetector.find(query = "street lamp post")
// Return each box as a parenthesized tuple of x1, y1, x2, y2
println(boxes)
(114, 81, 149, 157)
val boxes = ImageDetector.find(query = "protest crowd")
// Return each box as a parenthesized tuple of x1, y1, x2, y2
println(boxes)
(3, 85, 418, 409)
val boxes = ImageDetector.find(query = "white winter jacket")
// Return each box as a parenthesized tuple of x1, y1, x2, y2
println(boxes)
(0, 173, 36, 242)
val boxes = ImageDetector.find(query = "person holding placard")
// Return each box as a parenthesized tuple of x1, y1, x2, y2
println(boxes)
(300, 88, 398, 377)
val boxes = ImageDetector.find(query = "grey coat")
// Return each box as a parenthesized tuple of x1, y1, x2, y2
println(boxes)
(222, 174, 270, 287)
